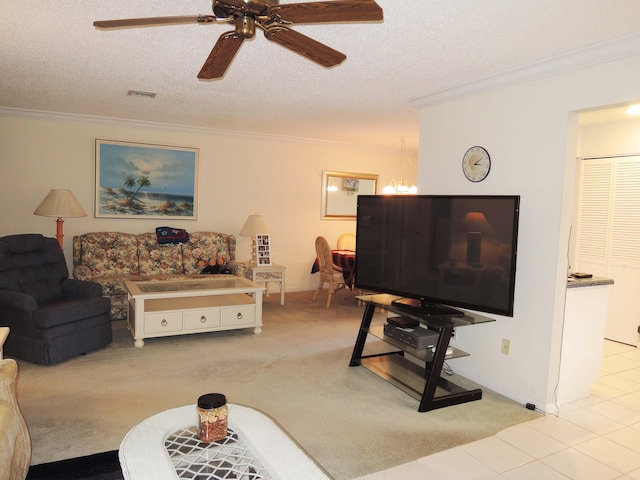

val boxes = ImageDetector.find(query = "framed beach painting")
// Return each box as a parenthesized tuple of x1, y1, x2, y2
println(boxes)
(95, 139, 198, 219)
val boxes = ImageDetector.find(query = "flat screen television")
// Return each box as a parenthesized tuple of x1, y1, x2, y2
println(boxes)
(355, 195, 520, 317)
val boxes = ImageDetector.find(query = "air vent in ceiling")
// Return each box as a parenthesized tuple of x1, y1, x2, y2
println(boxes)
(127, 90, 157, 98)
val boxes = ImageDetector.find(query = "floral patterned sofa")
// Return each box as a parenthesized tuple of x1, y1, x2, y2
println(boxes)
(73, 232, 249, 320)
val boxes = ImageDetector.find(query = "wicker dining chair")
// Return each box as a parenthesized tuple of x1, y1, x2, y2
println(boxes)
(336, 232, 356, 251)
(312, 236, 346, 308)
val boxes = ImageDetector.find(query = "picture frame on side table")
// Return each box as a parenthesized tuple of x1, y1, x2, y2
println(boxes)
(95, 139, 198, 219)
(256, 234, 271, 266)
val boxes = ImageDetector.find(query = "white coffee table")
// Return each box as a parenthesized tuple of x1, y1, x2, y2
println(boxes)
(126, 276, 265, 347)
(119, 404, 332, 480)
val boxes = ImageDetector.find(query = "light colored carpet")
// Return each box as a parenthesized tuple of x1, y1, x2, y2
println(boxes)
(14, 290, 540, 479)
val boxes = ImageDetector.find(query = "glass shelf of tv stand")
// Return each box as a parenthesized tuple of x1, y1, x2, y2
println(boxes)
(352, 294, 495, 411)
(360, 326, 471, 404)
(355, 293, 495, 329)
(367, 325, 470, 363)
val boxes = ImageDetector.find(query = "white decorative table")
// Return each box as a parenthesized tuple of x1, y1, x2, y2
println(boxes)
(247, 264, 286, 305)
(119, 404, 332, 480)
(126, 276, 265, 347)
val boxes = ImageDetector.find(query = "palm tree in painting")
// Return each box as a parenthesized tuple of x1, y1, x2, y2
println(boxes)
(124, 176, 136, 196)
(125, 176, 151, 206)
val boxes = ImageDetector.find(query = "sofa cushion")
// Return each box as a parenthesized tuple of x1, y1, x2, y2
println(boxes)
(137, 233, 184, 276)
(182, 232, 236, 274)
(155, 227, 189, 244)
(77, 232, 139, 276)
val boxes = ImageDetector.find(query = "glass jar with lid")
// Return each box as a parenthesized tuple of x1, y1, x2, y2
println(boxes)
(196, 393, 227, 442)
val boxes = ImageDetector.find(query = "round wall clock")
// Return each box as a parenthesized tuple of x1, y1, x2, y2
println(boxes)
(462, 146, 491, 182)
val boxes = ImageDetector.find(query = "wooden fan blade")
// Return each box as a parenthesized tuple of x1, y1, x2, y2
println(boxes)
(264, 27, 346, 67)
(198, 32, 245, 79)
(268, 0, 383, 24)
(94, 16, 204, 29)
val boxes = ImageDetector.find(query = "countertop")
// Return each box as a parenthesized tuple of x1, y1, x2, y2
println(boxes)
(567, 275, 614, 288)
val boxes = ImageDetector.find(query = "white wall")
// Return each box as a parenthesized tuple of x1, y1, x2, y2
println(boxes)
(579, 117, 640, 156)
(0, 111, 415, 293)
(415, 50, 640, 412)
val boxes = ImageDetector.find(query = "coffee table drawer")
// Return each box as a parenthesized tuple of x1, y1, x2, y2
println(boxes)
(222, 305, 256, 327)
(183, 308, 221, 330)
(145, 311, 183, 334)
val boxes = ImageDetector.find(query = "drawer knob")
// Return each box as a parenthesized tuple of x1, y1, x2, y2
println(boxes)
(200, 315, 207, 323)
(161, 319, 168, 327)
(236, 312, 243, 320)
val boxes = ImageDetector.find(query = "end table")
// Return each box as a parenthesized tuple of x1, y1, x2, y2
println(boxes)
(248, 263, 286, 305)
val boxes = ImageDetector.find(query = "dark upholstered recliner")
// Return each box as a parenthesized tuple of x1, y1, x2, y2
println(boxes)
(0, 234, 112, 365)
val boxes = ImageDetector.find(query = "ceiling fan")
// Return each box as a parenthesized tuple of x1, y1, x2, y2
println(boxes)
(94, 0, 383, 80)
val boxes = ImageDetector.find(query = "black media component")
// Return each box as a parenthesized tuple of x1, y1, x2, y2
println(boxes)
(355, 195, 520, 317)
(383, 323, 439, 349)
(386, 315, 419, 328)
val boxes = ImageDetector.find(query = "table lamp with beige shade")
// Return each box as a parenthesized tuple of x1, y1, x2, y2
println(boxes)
(239, 214, 269, 265)
(34, 189, 87, 250)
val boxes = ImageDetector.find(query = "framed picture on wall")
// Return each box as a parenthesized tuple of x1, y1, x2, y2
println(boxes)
(256, 234, 272, 266)
(95, 139, 198, 219)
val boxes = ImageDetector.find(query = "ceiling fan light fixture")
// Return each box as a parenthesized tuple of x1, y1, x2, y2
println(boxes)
(236, 15, 256, 37)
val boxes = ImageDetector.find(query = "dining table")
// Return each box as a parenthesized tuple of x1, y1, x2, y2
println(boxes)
(311, 249, 356, 288)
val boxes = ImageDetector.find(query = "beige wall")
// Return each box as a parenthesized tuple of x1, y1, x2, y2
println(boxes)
(0, 111, 415, 292)
(416, 50, 640, 412)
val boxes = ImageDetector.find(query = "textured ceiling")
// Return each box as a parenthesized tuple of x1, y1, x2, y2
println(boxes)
(2, 1, 640, 153)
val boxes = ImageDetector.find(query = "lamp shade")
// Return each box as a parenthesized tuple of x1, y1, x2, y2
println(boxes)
(459, 212, 493, 233)
(239, 214, 269, 237)
(34, 189, 87, 218)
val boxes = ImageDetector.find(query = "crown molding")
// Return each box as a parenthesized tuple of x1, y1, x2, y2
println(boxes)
(0, 106, 396, 154)
(411, 33, 640, 109)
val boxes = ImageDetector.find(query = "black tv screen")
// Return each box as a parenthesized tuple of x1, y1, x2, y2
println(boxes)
(355, 195, 520, 317)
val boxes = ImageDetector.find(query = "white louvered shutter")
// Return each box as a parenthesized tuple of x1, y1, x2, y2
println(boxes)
(575, 155, 640, 345)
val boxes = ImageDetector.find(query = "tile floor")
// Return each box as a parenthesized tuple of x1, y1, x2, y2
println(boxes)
(356, 340, 640, 480)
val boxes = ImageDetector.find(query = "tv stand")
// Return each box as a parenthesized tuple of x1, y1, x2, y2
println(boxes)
(350, 294, 495, 412)
(391, 298, 465, 317)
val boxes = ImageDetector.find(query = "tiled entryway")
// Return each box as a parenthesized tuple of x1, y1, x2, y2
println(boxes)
(357, 340, 640, 480)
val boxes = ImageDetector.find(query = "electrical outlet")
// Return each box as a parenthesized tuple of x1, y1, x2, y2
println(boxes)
(501, 338, 511, 355)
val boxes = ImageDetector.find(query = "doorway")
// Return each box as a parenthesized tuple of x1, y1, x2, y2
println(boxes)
(572, 106, 640, 347)
(573, 154, 640, 346)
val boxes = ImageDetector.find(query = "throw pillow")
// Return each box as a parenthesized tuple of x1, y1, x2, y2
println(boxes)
(156, 227, 189, 245)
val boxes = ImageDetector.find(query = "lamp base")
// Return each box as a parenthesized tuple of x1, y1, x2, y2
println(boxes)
(55, 217, 65, 251)
(466, 231, 481, 265)
(250, 238, 258, 265)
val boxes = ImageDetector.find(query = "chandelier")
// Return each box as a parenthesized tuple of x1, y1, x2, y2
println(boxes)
(382, 138, 417, 195)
